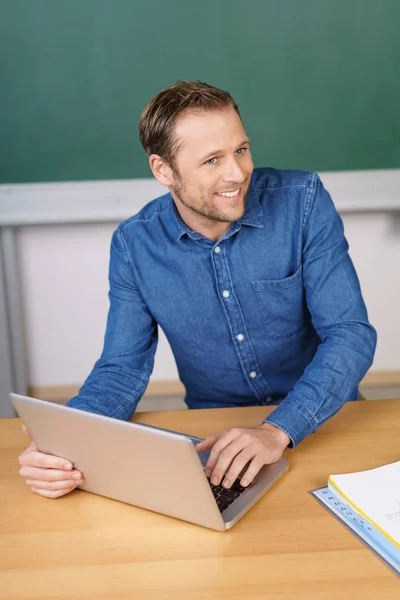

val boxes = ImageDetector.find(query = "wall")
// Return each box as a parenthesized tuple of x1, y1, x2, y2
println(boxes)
(16, 221, 179, 388)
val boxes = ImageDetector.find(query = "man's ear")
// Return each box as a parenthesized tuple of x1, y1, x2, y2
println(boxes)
(149, 155, 174, 187)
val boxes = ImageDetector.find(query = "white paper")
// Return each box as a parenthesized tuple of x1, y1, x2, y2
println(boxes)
(329, 460, 400, 545)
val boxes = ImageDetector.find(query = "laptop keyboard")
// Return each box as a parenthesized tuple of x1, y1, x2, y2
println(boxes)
(209, 478, 248, 513)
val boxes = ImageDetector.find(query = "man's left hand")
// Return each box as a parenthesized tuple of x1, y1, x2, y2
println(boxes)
(196, 423, 290, 489)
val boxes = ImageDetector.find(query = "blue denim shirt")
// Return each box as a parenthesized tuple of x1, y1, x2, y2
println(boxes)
(68, 168, 377, 446)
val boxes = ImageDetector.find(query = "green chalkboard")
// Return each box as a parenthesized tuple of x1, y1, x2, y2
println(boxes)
(1, 0, 399, 183)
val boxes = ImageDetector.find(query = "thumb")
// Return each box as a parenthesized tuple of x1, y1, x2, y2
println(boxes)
(196, 434, 220, 452)
(22, 423, 32, 441)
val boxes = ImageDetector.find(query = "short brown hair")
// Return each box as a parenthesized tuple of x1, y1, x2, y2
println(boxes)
(138, 81, 241, 168)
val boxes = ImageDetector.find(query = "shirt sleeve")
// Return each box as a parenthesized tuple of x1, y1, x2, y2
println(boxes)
(67, 226, 158, 420)
(263, 173, 377, 446)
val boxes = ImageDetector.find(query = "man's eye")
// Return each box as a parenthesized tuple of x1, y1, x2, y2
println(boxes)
(206, 157, 217, 165)
(236, 147, 248, 156)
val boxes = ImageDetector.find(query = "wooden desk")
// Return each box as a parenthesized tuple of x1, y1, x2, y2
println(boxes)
(1, 401, 399, 599)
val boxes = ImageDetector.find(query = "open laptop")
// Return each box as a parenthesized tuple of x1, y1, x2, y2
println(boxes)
(10, 393, 289, 531)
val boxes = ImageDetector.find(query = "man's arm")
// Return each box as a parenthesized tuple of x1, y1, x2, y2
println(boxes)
(263, 173, 377, 445)
(19, 225, 156, 497)
(67, 225, 158, 419)
(198, 173, 377, 487)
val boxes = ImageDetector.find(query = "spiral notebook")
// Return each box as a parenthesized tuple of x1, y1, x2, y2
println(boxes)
(310, 460, 400, 576)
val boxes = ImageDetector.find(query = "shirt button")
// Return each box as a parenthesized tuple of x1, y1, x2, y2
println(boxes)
(249, 371, 257, 379)
(214, 246, 221, 253)
(236, 333, 244, 341)
(222, 290, 230, 298)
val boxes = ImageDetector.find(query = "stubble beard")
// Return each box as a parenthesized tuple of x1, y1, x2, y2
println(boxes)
(171, 174, 249, 224)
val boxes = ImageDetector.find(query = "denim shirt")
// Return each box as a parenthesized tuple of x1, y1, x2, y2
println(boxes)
(67, 168, 377, 447)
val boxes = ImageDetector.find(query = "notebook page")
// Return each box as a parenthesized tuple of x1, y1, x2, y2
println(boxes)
(329, 460, 400, 546)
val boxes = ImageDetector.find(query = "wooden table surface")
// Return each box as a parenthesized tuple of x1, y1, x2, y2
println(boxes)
(1, 400, 399, 599)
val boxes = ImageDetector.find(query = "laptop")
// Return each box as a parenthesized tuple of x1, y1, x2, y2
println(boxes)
(10, 393, 289, 531)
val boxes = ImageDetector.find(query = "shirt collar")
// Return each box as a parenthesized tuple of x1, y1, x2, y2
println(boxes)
(239, 176, 264, 229)
(167, 172, 264, 242)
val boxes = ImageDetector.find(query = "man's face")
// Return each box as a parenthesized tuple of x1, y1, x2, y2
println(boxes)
(168, 107, 254, 228)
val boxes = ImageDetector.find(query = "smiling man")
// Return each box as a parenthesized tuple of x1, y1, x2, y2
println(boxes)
(18, 81, 376, 498)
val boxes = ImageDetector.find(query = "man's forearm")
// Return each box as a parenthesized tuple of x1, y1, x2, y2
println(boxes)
(67, 355, 153, 420)
(263, 321, 377, 447)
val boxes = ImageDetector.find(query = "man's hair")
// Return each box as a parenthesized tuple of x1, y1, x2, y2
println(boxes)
(138, 80, 241, 169)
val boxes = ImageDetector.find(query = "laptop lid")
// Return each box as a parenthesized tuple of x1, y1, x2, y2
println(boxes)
(10, 393, 226, 531)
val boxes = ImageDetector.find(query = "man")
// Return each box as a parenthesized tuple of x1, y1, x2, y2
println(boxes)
(18, 81, 376, 498)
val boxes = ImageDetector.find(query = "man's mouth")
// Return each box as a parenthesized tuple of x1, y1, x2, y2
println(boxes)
(215, 188, 241, 199)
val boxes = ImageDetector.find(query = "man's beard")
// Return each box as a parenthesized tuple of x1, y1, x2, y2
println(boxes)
(171, 174, 249, 224)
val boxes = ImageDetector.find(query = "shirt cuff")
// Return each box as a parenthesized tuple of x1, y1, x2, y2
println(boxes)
(262, 400, 317, 448)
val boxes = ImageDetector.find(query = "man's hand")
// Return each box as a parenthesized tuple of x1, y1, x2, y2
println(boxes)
(196, 423, 290, 489)
(18, 424, 84, 498)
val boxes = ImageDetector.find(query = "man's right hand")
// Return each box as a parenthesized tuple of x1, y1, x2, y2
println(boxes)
(18, 424, 84, 498)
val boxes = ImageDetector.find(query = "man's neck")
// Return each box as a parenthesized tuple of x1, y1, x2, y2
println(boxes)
(173, 202, 231, 241)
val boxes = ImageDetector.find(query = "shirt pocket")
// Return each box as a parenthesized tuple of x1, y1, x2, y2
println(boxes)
(251, 266, 307, 338)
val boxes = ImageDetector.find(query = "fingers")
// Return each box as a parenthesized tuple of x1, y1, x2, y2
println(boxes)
(212, 444, 264, 488)
(218, 448, 253, 488)
(20, 462, 84, 497)
(206, 428, 276, 488)
(19, 465, 82, 483)
(19, 447, 73, 471)
(224, 453, 265, 488)
(204, 429, 242, 479)
(238, 457, 265, 487)
(22, 424, 32, 441)
(208, 438, 249, 486)
(200, 426, 286, 490)
(30, 486, 78, 499)
(18, 443, 84, 499)
(24, 441, 37, 453)
(195, 434, 221, 453)
(26, 478, 80, 492)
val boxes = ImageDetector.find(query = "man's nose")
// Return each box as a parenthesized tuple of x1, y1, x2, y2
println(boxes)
(222, 158, 246, 184)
